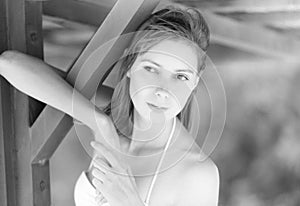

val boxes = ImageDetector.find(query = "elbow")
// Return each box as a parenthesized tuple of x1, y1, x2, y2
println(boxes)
(0, 50, 22, 75)
(0, 50, 20, 62)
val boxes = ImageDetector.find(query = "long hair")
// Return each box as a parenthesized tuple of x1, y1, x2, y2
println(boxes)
(103, 5, 210, 138)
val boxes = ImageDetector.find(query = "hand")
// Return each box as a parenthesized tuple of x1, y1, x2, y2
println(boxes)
(90, 141, 145, 206)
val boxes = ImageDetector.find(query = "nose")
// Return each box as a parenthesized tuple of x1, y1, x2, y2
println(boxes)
(155, 88, 169, 99)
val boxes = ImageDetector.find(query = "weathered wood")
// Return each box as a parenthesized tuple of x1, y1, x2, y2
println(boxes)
(30, 107, 73, 163)
(0, 78, 18, 206)
(0, 0, 28, 205)
(25, 1, 46, 126)
(32, 161, 51, 206)
(24, 2, 49, 206)
(0, 80, 8, 206)
(14, 89, 33, 206)
(0, 5, 12, 206)
(25, 1, 44, 60)
(43, 0, 115, 27)
(0, 82, 32, 206)
(0, 0, 45, 205)
(0, 0, 8, 52)
(31, 0, 160, 162)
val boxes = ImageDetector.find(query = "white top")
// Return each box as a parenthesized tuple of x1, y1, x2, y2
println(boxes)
(74, 118, 176, 206)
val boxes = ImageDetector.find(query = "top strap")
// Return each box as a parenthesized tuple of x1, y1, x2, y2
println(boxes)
(144, 117, 176, 205)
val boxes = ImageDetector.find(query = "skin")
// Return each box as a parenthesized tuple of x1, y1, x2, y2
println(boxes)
(0, 39, 219, 205)
(125, 39, 200, 152)
(89, 40, 220, 205)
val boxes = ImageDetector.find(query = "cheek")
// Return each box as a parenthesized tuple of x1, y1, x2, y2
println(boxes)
(129, 77, 151, 109)
(169, 83, 194, 109)
(173, 91, 191, 110)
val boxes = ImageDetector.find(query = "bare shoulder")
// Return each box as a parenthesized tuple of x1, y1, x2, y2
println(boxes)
(173, 123, 219, 205)
(184, 156, 219, 191)
(176, 154, 219, 206)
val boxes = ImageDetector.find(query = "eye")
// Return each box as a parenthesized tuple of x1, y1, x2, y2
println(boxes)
(144, 66, 157, 73)
(176, 74, 189, 81)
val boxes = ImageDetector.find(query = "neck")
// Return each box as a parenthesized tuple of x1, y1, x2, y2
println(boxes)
(127, 109, 176, 154)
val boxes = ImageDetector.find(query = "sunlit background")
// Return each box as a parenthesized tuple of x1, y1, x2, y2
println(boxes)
(42, 0, 300, 205)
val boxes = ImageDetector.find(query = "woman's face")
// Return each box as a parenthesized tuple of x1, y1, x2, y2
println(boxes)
(127, 39, 201, 122)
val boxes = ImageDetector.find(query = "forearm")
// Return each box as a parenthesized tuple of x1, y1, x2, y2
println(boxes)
(0, 50, 106, 130)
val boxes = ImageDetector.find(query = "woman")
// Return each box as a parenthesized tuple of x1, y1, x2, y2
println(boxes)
(0, 5, 219, 206)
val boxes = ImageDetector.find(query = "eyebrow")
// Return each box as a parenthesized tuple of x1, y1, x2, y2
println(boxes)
(141, 59, 195, 74)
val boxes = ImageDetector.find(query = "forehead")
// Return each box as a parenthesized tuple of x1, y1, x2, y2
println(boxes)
(137, 40, 199, 72)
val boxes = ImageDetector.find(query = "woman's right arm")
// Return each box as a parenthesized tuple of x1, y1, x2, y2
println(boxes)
(0, 50, 108, 132)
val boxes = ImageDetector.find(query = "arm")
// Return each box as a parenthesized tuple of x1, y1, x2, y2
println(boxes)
(0, 50, 108, 131)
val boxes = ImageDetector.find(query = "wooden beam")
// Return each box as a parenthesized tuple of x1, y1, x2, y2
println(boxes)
(0, 83, 7, 206)
(0, 0, 47, 206)
(201, 10, 300, 61)
(31, 161, 50, 206)
(43, 0, 115, 26)
(0, 79, 18, 206)
(31, 0, 160, 162)
(23, 3, 51, 206)
(25, 1, 47, 126)
(0, 0, 32, 205)
(0, 0, 28, 205)
(31, 107, 73, 163)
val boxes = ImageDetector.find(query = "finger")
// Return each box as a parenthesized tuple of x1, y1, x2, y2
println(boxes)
(99, 198, 108, 205)
(92, 156, 111, 170)
(92, 168, 106, 183)
(95, 195, 107, 206)
(95, 193, 104, 202)
(91, 141, 124, 171)
(92, 177, 104, 189)
(92, 178, 109, 198)
(95, 190, 101, 196)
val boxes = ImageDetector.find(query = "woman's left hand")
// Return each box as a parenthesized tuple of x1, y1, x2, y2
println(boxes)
(90, 141, 145, 206)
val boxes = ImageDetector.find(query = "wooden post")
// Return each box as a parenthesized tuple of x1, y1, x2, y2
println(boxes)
(0, 0, 45, 206)
(0, 0, 28, 205)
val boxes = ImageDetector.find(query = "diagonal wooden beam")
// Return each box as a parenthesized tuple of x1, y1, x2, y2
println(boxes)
(43, 0, 116, 27)
(31, 0, 160, 163)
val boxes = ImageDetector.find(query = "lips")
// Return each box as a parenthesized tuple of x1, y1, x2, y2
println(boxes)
(147, 103, 168, 111)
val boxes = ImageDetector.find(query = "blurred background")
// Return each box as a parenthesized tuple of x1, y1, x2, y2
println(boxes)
(42, 0, 300, 205)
